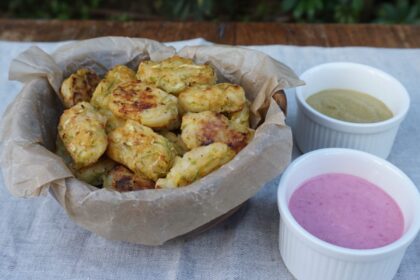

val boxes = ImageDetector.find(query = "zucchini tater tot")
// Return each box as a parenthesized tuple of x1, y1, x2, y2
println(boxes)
(56, 55, 258, 189)
(58, 102, 108, 168)
(228, 100, 250, 128)
(108, 81, 178, 129)
(103, 165, 155, 192)
(178, 83, 246, 114)
(181, 111, 254, 153)
(90, 65, 137, 110)
(107, 120, 177, 181)
(60, 68, 100, 108)
(137, 56, 216, 95)
(156, 143, 235, 188)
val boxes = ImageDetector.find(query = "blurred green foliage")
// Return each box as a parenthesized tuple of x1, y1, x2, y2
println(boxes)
(1, 0, 419, 23)
(376, 0, 420, 23)
(1, 0, 102, 19)
(281, 0, 420, 23)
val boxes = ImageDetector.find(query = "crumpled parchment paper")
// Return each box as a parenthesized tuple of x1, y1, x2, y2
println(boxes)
(0, 37, 303, 245)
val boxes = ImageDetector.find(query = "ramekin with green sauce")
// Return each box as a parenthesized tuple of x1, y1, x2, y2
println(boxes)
(295, 62, 410, 158)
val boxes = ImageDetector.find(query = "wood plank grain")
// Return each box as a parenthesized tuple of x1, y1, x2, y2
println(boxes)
(0, 20, 235, 44)
(0, 20, 419, 48)
(234, 23, 420, 47)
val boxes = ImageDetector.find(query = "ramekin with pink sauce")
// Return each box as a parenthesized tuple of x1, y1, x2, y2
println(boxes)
(277, 148, 420, 280)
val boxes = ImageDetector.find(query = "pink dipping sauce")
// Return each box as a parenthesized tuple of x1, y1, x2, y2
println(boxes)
(289, 173, 404, 249)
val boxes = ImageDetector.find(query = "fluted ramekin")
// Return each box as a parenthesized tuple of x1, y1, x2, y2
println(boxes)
(295, 62, 410, 158)
(277, 148, 420, 280)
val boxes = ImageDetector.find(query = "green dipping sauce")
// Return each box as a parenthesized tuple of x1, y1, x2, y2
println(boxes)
(306, 89, 393, 123)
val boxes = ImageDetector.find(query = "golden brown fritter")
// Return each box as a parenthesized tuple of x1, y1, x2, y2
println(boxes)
(178, 83, 246, 113)
(160, 131, 189, 156)
(108, 81, 178, 128)
(181, 111, 254, 153)
(228, 100, 250, 128)
(60, 68, 100, 108)
(156, 143, 235, 188)
(58, 102, 108, 168)
(107, 120, 177, 181)
(137, 56, 217, 95)
(90, 65, 137, 110)
(103, 165, 155, 192)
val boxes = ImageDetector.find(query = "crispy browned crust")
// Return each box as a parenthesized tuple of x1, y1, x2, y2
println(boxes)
(109, 82, 157, 115)
(112, 84, 157, 113)
(181, 111, 252, 153)
(201, 113, 249, 152)
(104, 165, 155, 192)
(108, 81, 178, 128)
(60, 69, 100, 108)
(90, 65, 137, 110)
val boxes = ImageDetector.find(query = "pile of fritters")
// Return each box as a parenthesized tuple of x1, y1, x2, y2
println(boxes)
(56, 56, 254, 192)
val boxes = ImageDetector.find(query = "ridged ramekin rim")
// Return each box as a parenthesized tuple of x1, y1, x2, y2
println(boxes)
(295, 62, 410, 134)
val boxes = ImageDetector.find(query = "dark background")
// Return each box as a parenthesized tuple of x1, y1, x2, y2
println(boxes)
(0, 0, 419, 23)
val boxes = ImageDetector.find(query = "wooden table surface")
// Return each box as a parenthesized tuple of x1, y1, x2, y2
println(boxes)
(1, 20, 420, 47)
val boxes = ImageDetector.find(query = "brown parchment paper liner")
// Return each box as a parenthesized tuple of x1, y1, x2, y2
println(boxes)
(1, 37, 303, 245)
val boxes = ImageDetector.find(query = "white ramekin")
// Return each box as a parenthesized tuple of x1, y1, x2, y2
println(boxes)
(295, 62, 410, 159)
(277, 148, 420, 280)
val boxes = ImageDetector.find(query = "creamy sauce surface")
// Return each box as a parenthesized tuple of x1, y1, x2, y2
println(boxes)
(289, 173, 404, 249)
(306, 89, 393, 123)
